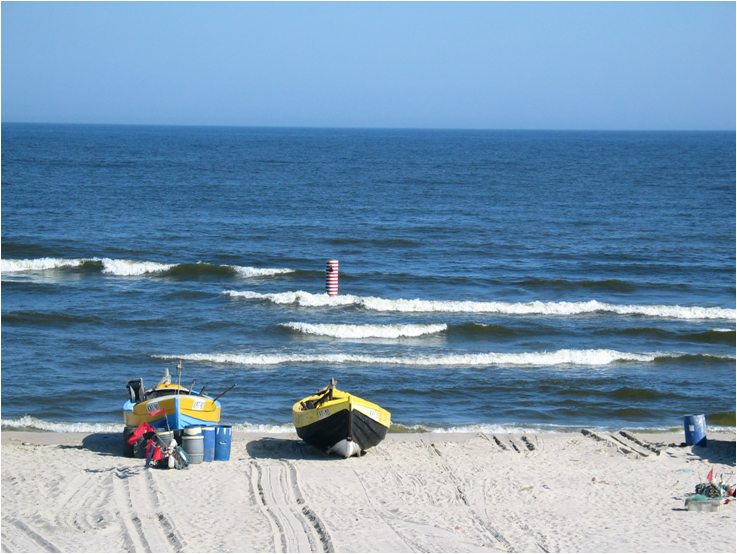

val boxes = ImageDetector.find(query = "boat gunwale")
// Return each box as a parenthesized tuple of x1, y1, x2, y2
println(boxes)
(123, 394, 221, 411)
(292, 389, 391, 433)
(292, 388, 388, 415)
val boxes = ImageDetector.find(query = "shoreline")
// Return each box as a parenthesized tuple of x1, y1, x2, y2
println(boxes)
(4, 415, 734, 437)
(2, 429, 735, 552)
(0, 428, 697, 446)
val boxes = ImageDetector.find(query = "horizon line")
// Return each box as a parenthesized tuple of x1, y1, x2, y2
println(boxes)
(2, 121, 735, 133)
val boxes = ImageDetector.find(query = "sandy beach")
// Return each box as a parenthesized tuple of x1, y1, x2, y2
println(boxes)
(1, 429, 734, 553)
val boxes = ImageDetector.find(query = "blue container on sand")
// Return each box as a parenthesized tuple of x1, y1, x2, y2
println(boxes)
(684, 414, 707, 447)
(202, 426, 215, 462)
(215, 425, 233, 461)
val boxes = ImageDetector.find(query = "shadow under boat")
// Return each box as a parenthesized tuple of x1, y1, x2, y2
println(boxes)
(246, 437, 358, 461)
(53, 433, 124, 457)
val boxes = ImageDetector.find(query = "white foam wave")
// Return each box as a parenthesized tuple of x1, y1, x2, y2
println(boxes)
(424, 423, 708, 434)
(1, 258, 86, 273)
(224, 290, 357, 306)
(100, 258, 175, 276)
(231, 422, 295, 434)
(224, 290, 735, 320)
(427, 423, 561, 434)
(1, 257, 294, 279)
(1, 416, 124, 433)
(281, 322, 448, 339)
(2, 417, 730, 436)
(235, 422, 568, 435)
(155, 348, 669, 367)
(232, 266, 295, 278)
(0, 256, 174, 276)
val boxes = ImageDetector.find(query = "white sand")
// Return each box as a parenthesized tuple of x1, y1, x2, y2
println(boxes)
(2, 429, 735, 553)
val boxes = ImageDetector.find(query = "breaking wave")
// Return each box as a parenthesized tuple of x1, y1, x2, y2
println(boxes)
(232, 422, 295, 433)
(408, 423, 729, 434)
(680, 329, 736, 345)
(0, 416, 291, 435)
(153, 349, 728, 367)
(281, 322, 447, 338)
(99, 258, 175, 275)
(389, 422, 562, 434)
(1, 416, 124, 433)
(223, 290, 735, 320)
(232, 266, 294, 278)
(1, 257, 86, 272)
(1, 257, 294, 278)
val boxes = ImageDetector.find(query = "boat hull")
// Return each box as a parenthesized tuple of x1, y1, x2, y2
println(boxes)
(295, 407, 388, 452)
(123, 393, 221, 429)
(293, 389, 390, 455)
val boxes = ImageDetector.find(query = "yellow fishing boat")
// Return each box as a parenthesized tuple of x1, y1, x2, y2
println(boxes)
(123, 362, 225, 430)
(292, 378, 391, 457)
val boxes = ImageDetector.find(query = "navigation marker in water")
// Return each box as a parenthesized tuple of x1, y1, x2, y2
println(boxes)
(326, 260, 339, 295)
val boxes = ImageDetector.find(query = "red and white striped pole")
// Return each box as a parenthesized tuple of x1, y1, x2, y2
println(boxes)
(325, 260, 339, 296)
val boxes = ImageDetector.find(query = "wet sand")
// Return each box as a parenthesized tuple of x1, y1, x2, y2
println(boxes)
(2, 429, 735, 553)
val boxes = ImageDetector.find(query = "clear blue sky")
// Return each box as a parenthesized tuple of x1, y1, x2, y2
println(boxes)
(2, 1, 735, 130)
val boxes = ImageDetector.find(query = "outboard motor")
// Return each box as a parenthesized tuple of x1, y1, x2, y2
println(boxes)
(126, 378, 145, 403)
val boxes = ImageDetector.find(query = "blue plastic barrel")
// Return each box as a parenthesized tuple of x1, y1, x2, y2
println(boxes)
(215, 425, 233, 461)
(684, 414, 707, 447)
(202, 426, 216, 462)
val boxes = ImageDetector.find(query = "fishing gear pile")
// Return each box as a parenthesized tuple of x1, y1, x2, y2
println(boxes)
(126, 421, 190, 470)
(684, 468, 735, 511)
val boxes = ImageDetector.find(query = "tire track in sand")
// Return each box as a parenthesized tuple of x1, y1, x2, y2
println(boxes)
(427, 442, 549, 553)
(46, 470, 115, 533)
(427, 443, 514, 552)
(1, 517, 61, 553)
(3, 468, 117, 552)
(349, 446, 461, 553)
(111, 468, 185, 553)
(251, 460, 333, 553)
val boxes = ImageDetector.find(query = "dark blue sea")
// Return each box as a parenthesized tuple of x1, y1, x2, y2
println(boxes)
(2, 123, 735, 434)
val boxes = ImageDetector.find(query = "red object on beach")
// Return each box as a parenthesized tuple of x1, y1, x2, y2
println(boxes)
(127, 421, 155, 445)
(707, 468, 714, 481)
(149, 408, 166, 417)
(326, 260, 339, 296)
(153, 446, 162, 461)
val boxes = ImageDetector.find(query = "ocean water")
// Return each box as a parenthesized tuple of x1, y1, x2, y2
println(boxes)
(2, 123, 735, 434)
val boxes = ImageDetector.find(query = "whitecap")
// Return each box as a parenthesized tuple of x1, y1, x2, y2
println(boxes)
(154, 348, 665, 367)
(1, 257, 87, 273)
(231, 422, 295, 433)
(1, 415, 124, 433)
(231, 265, 295, 278)
(224, 290, 735, 320)
(281, 322, 448, 339)
(100, 258, 175, 276)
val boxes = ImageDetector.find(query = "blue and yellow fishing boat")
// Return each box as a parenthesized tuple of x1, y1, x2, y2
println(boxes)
(123, 362, 225, 430)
